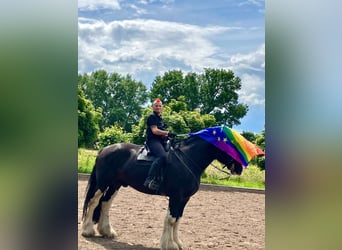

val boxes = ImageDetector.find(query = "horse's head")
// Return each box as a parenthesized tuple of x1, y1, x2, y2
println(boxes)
(214, 148, 243, 175)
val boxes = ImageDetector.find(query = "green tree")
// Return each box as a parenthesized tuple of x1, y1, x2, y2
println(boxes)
(181, 110, 204, 132)
(202, 114, 216, 128)
(183, 72, 201, 111)
(244, 129, 265, 170)
(109, 74, 148, 132)
(78, 70, 112, 130)
(199, 68, 248, 126)
(254, 129, 265, 170)
(241, 131, 257, 142)
(168, 96, 188, 113)
(150, 70, 201, 111)
(131, 107, 151, 145)
(150, 68, 248, 127)
(78, 85, 102, 148)
(79, 70, 148, 132)
(150, 70, 184, 104)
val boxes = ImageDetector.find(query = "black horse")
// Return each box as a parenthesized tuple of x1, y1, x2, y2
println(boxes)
(81, 136, 243, 250)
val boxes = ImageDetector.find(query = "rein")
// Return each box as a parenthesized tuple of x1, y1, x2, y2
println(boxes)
(173, 147, 201, 188)
(209, 162, 232, 180)
(172, 135, 232, 182)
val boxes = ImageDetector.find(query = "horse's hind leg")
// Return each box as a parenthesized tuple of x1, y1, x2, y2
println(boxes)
(97, 185, 120, 238)
(81, 189, 103, 237)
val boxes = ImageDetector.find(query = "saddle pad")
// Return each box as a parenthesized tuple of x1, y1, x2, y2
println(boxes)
(137, 148, 156, 161)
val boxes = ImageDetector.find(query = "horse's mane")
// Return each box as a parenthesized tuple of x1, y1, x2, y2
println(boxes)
(172, 136, 199, 149)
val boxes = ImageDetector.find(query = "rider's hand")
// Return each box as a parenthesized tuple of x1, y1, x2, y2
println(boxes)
(168, 132, 176, 139)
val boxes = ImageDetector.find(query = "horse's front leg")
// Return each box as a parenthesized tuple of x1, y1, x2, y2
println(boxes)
(160, 209, 179, 250)
(160, 197, 189, 250)
(173, 217, 183, 249)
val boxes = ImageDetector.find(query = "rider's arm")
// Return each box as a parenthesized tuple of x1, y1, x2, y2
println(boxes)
(150, 125, 169, 137)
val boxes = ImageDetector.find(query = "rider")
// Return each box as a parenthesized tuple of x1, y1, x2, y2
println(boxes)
(143, 98, 175, 190)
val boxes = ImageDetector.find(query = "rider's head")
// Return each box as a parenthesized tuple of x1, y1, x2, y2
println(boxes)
(152, 98, 163, 114)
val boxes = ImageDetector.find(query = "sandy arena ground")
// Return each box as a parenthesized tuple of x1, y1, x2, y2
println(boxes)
(78, 175, 264, 250)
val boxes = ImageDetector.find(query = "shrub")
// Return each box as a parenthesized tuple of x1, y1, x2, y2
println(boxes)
(97, 125, 132, 148)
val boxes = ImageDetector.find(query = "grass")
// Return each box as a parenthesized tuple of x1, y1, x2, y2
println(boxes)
(201, 160, 265, 189)
(78, 148, 265, 190)
(78, 148, 97, 173)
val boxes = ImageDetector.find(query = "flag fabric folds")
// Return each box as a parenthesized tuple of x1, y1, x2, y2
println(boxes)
(188, 125, 265, 167)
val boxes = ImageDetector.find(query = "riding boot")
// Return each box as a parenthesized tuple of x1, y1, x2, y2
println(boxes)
(144, 157, 164, 190)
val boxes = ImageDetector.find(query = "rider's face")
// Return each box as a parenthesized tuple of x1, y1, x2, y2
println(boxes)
(152, 103, 163, 114)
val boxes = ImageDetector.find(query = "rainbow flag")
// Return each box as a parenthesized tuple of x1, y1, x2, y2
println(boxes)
(189, 125, 265, 167)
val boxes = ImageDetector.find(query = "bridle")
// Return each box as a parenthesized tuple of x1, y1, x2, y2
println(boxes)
(170, 137, 233, 185)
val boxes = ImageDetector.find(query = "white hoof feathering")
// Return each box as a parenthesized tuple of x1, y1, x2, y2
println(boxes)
(97, 192, 118, 238)
(81, 189, 103, 237)
(173, 218, 183, 249)
(81, 224, 95, 237)
(98, 225, 117, 238)
(160, 210, 182, 250)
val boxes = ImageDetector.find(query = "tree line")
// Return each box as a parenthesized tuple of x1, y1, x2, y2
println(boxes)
(78, 68, 265, 169)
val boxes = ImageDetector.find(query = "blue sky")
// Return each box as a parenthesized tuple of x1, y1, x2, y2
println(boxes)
(78, 0, 265, 133)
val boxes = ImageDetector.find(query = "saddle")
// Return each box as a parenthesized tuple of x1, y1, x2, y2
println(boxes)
(137, 140, 172, 161)
(137, 144, 156, 161)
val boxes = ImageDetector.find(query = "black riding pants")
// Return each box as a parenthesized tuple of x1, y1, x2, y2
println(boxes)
(146, 139, 168, 177)
(147, 139, 168, 158)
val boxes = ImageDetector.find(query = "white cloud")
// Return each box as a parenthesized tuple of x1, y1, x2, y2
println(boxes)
(78, 18, 240, 77)
(130, 4, 148, 16)
(78, 17, 264, 110)
(78, 0, 264, 133)
(78, 0, 121, 11)
(238, 0, 264, 7)
(230, 43, 265, 72)
(237, 73, 265, 106)
(138, 0, 175, 4)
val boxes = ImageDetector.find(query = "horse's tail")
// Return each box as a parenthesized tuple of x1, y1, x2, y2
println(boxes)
(82, 164, 98, 221)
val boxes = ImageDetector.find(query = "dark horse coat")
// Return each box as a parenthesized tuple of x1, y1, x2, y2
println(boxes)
(82, 136, 243, 250)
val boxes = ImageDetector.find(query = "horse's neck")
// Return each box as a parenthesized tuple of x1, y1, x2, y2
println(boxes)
(179, 138, 216, 172)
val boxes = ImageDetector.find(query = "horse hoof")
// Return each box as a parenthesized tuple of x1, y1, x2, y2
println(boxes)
(103, 231, 118, 238)
(81, 230, 95, 238)
(161, 242, 179, 250)
(176, 241, 183, 249)
(98, 228, 118, 238)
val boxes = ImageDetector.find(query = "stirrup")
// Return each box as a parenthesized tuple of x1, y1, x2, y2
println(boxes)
(144, 178, 159, 190)
(148, 180, 160, 190)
